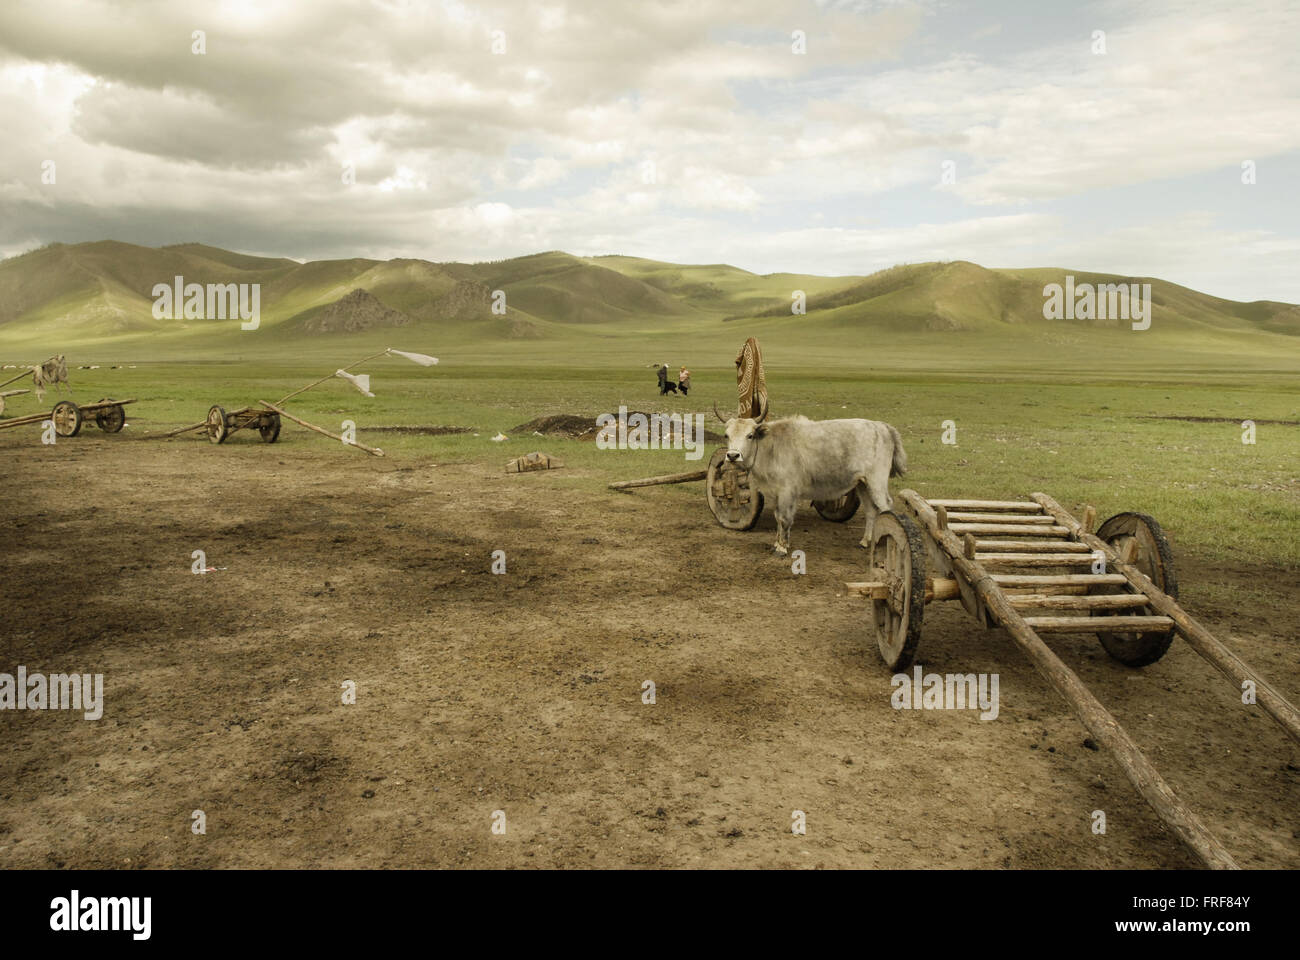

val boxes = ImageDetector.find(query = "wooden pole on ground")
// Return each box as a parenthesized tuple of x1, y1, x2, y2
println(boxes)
(608, 469, 707, 490)
(901, 488, 1240, 870)
(1032, 492, 1300, 746)
(258, 401, 384, 457)
(155, 420, 208, 438)
(0, 410, 52, 429)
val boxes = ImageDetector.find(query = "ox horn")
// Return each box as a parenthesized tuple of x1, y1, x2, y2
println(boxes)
(712, 401, 728, 423)
(755, 395, 770, 424)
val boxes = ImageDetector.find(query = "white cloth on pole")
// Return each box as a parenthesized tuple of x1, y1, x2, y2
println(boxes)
(387, 349, 438, 366)
(335, 369, 374, 397)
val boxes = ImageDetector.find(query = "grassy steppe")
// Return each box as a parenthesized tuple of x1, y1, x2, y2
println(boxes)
(2, 243, 1295, 578)
(10, 357, 1295, 576)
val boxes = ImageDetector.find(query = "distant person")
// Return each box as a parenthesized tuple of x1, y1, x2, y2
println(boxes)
(677, 367, 690, 396)
(658, 363, 679, 395)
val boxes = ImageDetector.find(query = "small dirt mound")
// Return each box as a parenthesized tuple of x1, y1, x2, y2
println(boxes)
(364, 425, 474, 435)
(512, 412, 723, 443)
(512, 414, 602, 440)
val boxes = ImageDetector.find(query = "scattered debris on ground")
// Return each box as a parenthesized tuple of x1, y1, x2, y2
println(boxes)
(506, 451, 564, 473)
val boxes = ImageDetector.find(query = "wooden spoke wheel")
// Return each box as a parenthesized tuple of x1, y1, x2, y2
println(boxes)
(1094, 512, 1178, 667)
(52, 400, 82, 437)
(813, 488, 860, 523)
(206, 405, 229, 444)
(706, 446, 764, 530)
(259, 413, 281, 443)
(866, 511, 926, 670)
(94, 398, 126, 433)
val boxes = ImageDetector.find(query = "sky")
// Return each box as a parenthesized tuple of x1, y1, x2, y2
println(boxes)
(1, 0, 1298, 301)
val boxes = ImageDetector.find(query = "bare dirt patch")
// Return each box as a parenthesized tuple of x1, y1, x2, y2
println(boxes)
(0, 432, 1296, 868)
(1137, 415, 1300, 426)
(363, 425, 474, 436)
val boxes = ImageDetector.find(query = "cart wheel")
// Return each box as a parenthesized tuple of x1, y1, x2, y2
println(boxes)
(1093, 512, 1178, 667)
(706, 446, 764, 530)
(95, 398, 126, 433)
(206, 405, 229, 444)
(813, 488, 860, 523)
(867, 511, 926, 670)
(52, 400, 82, 437)
(259, 413, 281, 443)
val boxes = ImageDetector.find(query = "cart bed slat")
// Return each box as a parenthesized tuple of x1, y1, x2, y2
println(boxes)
(992, 573, 1127, 586)
(945, 512, 1056, 524)
(1010, 594, 1151, 610)
(975, 553, 1098, 566)
(1022, 615, 1174, 632)
(973, 540, 1092, 552)
(949, 523, 1069, 536)
(925, 499, 1041, 511)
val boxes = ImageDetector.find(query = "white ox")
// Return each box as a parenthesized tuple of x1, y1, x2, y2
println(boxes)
(718, 404, 907, 556)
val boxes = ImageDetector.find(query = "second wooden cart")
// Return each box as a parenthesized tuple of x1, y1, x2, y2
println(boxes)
(846, 490, 1299, 871)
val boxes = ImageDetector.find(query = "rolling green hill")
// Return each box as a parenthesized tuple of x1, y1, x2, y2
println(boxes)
(1, 241, 1297, 374)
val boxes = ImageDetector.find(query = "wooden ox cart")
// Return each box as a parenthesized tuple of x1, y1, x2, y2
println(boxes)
(847, 490, 1300, 871)
(154, 348, 436, 456)
(608, 451, 859, 529)
(0, 398, 136, 437)
(201, 404, 281, 444)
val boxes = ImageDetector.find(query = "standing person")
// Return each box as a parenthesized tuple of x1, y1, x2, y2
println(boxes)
(657, 363, 669, 395)
(677, 366, 691, 396)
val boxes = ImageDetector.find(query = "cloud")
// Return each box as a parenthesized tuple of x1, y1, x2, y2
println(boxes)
(0, 0, 1297, 301)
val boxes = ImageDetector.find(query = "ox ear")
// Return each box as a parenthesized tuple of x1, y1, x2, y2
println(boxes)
(754, 424, 768, 440)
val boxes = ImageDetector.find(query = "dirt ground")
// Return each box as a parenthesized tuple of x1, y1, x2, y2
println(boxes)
(1, 430, 1297, 869)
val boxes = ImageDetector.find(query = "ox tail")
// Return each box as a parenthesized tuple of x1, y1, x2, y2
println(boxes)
(887, 424, 908, 477)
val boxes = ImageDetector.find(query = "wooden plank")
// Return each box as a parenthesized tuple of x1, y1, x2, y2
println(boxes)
(1011, 594, 1151, 610)
(1003, 585, 1089, 596)
(974, 540, 1091, 553)
(844, 581, 888, 598)
(1033, 492, 1300, 747)
(76, 398, 137, 412)
(609, 469, 707, 490)
(1082, 505, 1097, 535)
(0, 411, 49, 429)
(925, 499, 1041, 511)
(949, 523, 1069, 536)
(155, 420, 208, 438)
(844, 578, 960, 602)
(975, 554, 1097, 566)
(993, 573, 1127, 586)
(946, 512, 1056, 524)
(901, 489, 1239, 871)
(1023, 615, 1174, 632)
